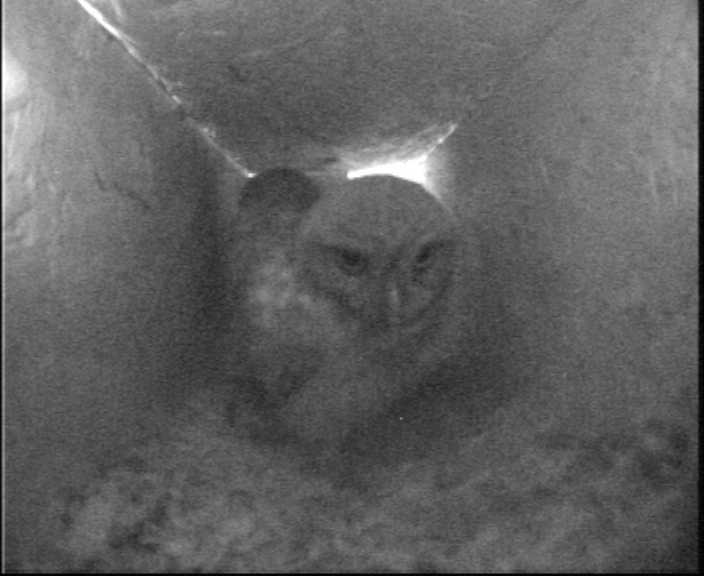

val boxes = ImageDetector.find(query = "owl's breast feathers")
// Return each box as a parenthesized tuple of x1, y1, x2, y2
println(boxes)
(248, 253, 350, 348)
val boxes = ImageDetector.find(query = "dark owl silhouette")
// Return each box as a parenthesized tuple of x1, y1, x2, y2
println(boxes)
(225, 168, 465, 450)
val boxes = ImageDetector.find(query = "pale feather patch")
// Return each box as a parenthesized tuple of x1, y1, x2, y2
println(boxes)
(248, 255, 339, 341)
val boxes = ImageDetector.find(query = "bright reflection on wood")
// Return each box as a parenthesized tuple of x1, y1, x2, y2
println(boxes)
(347, 154, 430, 187)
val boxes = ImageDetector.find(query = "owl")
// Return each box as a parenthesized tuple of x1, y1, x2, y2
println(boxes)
(225, 167, 465, 451)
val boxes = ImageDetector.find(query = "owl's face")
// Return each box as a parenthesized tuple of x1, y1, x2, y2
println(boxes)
(296, 176, 458, 340)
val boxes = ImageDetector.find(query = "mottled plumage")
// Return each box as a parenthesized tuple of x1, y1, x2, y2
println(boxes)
(227, 167, 464, 449)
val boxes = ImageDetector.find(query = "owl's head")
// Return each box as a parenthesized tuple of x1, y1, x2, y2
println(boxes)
(296, 176, 459, 339)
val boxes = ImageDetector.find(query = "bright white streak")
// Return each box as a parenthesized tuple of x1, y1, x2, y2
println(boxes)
(2, 51, 28, 105)
(347, 154, 429, 187)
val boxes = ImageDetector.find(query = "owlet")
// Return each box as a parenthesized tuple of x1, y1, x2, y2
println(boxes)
(226, 167, 464, 450)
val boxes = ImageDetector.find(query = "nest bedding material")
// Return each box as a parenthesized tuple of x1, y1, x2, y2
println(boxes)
(32, 390, 696, 572)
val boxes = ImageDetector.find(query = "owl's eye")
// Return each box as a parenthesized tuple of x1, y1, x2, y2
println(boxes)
(335, 248, 368, 276)
(415, 244, 436, 267)
(411, 241, 449, 285)
(413, 242, 440, 274)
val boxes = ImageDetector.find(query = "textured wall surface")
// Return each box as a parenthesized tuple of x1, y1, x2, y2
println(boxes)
(3, 0, 697, 571)
(4, 0, 225, 568)
(71, 0, 583, 171)
(442, 0, 697, 434)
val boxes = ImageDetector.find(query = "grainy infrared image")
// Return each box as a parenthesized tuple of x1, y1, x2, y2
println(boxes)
(4, 0, 697, 572)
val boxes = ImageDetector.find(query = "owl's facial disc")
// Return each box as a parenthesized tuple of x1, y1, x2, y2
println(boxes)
(297, 175, 458, 338)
